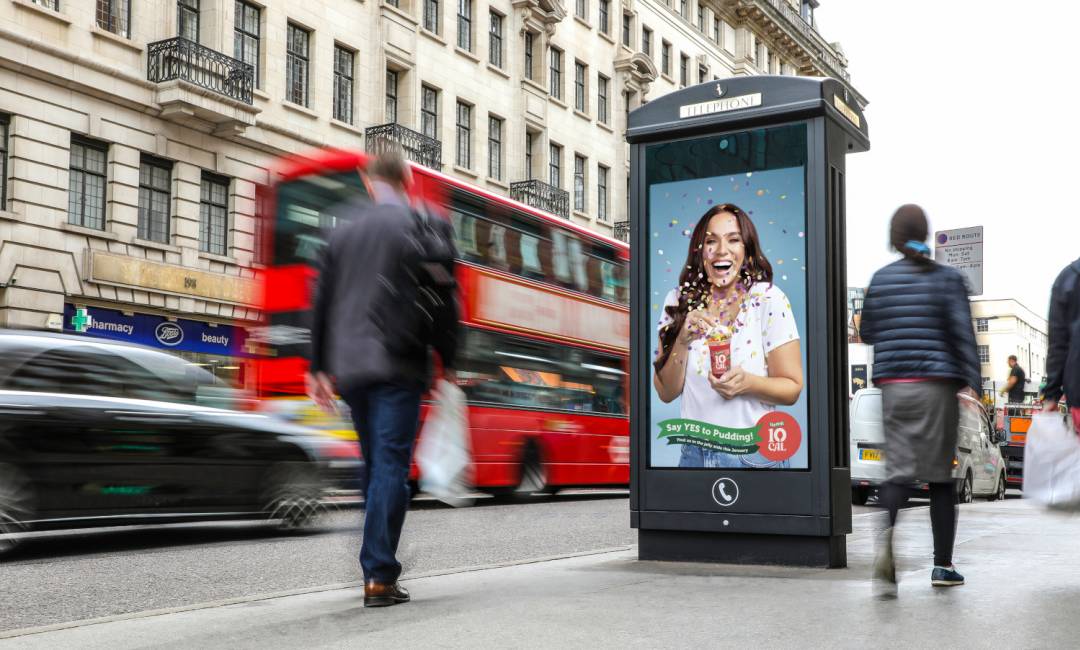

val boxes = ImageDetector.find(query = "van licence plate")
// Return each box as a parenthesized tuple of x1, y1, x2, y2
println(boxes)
(860, 449, 883, 461)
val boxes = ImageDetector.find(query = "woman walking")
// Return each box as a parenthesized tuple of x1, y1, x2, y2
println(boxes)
(859, 204, 981, 597)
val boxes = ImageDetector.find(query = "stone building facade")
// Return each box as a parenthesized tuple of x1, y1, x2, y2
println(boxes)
(0, 0, 858, 381)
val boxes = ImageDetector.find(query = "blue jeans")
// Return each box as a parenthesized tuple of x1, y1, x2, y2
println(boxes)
(341, 382, 422, 583)
(678, 445, 790, 469)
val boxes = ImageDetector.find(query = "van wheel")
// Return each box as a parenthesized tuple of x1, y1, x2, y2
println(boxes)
(0, 464, 34, 558)
(988, 473, 1006, 501)
(851, 486, 869, 506)
(263, 462, 326, 532)
(959, 472, 974, 504)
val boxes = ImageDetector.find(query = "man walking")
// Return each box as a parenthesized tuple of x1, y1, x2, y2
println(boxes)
(307, 151, 458, 608)
(1043, 258, 1080, 432)
(1000, 355, 1026, 405)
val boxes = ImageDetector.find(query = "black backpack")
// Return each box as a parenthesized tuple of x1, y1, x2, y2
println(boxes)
(373, 205, 459, 360)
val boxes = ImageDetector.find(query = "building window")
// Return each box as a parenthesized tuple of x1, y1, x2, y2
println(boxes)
(524, 32, 535, 81)
(574, 154, 586, 212)
(597, 73, 609, 124)
(68, 137, 108, 230)
(680, 54, 688, 86)
(697, 6, 704, 30)
(597, 164, 609, 222)
(713, 16, 720, 42)
(661, 41, 671, 76)
(285, 23, 310, 107)
(489, 12, 504, 68)
(976, 318, 989, 333)
(455, 101, 472, 169)
(525, 132, 534, 180)
(138, 156, 172, 243)
(978, 345, 990, 364)
(622, 14, 633, 47)
(178, 0, 199, 42)
(234, 1, 260, 87)
(679, 0, 687, 18)
(642, 27, 652, 57)
(767, 50, 775, 74)
(424, 0, 439, 34)
(549, 47, 562, 100)
(457, 0, 472, 51)
(549, 143, 561, 188)
(488, 115, 503, 181)
(200, 173, 229, 256)
(421, 85, 439, 139)
(385, 69, 399, 122)
(698, 64, 707, 84)
(599, 0, 610, 33)
(30, 0, 58, 8)
(723, 21, 736, 54)
(0, 114, 7, 209)
(96, 0, 130, 38)
(574, 62, 587, 112)
(575, 0, 586, 20)
(333, 45, 355, 124)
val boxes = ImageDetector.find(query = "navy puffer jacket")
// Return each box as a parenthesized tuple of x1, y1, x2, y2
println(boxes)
(859, 258, 981, 392)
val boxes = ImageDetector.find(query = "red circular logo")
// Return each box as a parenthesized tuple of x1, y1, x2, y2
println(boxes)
(756, 411, 802, 462)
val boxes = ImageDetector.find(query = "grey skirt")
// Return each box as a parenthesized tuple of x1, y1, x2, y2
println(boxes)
(881, 381, 960, 483)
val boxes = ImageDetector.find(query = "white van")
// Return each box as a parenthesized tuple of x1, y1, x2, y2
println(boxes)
(849, 388, 1007, 505)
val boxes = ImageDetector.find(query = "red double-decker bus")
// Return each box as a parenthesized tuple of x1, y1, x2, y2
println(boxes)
(250, 148, 629, 493)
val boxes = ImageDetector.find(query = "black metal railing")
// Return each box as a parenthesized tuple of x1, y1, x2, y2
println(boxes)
(614, 220, 630, 243)
(147, 37, 254, 104)
(365, 123, 442, 169)
(510, 179, 570, 219)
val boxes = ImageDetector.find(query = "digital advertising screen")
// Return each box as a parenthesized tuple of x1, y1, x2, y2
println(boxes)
(646, 123, 810, 470)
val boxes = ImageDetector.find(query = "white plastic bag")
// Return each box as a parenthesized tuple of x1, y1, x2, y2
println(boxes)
(416, 379, 473, 507)
(1024, 412, 1080, 510)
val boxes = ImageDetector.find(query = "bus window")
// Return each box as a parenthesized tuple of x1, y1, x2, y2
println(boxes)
(519, 233, 545, 281)
(455, 328, 625, 415)
(568, 237, 589, 293)
(613, 262, 629, 305)
(451, 209, 481, 261)
(551, 231, 573, 287)
(272, 170, 368, 266)
(599, 260, 618, 302)
(488, 224, 509, 270)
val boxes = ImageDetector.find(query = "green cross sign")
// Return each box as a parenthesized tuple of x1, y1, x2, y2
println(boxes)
(71, 308, 92, 333)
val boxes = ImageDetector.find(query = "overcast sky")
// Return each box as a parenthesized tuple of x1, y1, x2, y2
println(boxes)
(815, 1, 1079, 318)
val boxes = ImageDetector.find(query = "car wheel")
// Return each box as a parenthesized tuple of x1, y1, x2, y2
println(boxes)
(0, 464, 34, 558)
(851, 486, 869, 506)
(959, 472, 974, 504)
(263, 462, 326, 532)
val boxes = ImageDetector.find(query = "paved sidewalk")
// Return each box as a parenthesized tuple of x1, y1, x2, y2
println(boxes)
(5, 498, 1080, 649)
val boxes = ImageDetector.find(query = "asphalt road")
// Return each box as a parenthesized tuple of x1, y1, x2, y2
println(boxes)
(0, 491, 634, 633)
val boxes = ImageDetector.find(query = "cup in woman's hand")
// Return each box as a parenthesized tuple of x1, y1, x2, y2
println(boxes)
(709, 340, 731, 378)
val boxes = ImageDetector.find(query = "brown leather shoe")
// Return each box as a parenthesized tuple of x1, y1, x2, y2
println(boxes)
(364, 580, 410, 608)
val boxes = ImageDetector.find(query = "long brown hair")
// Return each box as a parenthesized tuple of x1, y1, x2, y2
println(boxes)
(654, 203, 773, 373)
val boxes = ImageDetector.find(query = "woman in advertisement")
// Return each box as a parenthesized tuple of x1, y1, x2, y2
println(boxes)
(653, 203, 804, 468)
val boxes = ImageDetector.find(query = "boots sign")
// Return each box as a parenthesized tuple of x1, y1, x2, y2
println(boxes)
(63, 304, 246, 357)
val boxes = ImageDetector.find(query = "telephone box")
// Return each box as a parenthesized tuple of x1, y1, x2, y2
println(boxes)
(628, 76, 869, 567)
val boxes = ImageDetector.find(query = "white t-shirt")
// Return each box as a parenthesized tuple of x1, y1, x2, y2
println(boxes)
(657, 282, 800, 429)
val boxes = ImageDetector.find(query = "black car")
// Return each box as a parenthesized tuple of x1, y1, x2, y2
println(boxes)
(0, 330, 359, 556)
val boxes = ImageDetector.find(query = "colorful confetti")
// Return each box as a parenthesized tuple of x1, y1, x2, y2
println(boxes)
(782, 275, 788, 281)
(657, 249, 664, 255)
(756, 189, 765, 197)
(746, 172, 753, 177)
(780, 194, 787, 200)
(682, 229, 691, 236)
(798, 231, 804, 238)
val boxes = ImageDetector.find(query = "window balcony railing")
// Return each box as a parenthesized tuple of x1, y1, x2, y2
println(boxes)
(614, 220, 630, 243)
(510, 179, 570, 219)
(147, 37, 254, 105)
(364, 123, 442, 170)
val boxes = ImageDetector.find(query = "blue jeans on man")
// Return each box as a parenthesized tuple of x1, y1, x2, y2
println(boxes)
(341, 382, 422, 583)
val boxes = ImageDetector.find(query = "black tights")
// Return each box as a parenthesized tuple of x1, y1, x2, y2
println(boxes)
(881, 480, 957, 567)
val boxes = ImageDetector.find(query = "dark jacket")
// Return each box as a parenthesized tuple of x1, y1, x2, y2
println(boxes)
(860, 258, 981, 393)
(1044, 258, 1080, 408)
(309, 195, 459, 392)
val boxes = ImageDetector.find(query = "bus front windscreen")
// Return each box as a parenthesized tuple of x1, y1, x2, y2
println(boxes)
(272, 170, 369, 267)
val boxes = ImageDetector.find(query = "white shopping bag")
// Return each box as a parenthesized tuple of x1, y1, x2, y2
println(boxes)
(416, 379, 474, 507)
(1024, 412, 1080, 510)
